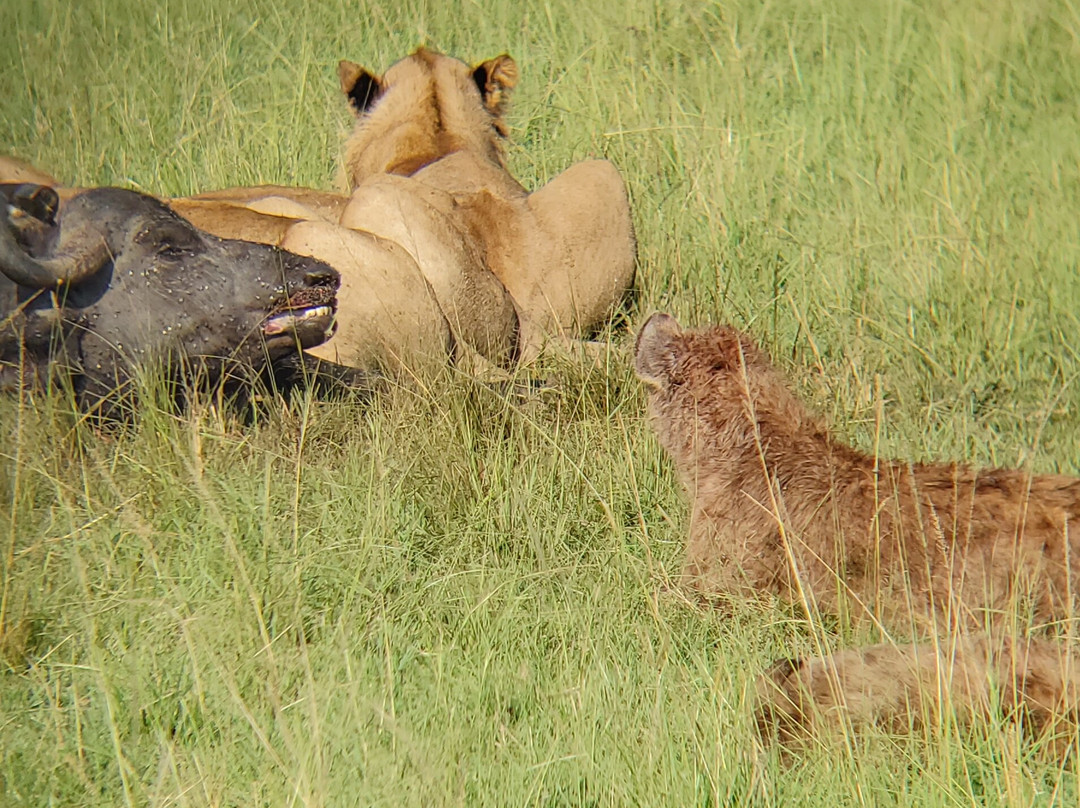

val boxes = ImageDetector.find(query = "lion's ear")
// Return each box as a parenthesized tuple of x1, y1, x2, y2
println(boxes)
(472, 54, 518, 118)
(635, 313, 684, 388)
(338, 60, 382, 114)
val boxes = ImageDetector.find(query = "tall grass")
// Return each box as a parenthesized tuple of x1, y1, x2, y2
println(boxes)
(3, 0, 1080, 804)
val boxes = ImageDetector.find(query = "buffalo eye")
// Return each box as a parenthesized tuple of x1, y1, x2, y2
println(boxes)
(155, 241, 188, 259)
(134, 223, 199, 260)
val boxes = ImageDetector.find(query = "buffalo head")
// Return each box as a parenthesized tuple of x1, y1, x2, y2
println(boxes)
(0, 184, 340, 412)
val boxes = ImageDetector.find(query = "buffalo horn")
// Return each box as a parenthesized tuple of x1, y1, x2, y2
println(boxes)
(0, 215, 111, 289)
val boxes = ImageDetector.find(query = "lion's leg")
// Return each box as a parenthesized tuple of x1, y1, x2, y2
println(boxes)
(165, 199, 297, 245)
(184, 186, 349, 224)
(342, 175, 520, 368)
(521, 159, 636, 347)
(0, 156, 85, 203)
(0, 156, 61, 188)
(281, 220, 453, 376)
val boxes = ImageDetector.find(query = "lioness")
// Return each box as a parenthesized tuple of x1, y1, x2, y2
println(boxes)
(5, 48, 637, 377)
(334, 48, 636, 359)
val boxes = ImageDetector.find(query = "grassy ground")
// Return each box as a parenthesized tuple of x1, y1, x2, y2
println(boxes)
(3, 0, 1080, 804)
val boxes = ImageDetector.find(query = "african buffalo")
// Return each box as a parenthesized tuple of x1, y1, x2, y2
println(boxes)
(0, 183, 342, 414)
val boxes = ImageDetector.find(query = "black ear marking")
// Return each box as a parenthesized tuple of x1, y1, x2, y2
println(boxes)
(338, 60, 382, 114)
(472, 63, 490, 100)
(348, 72, 380, 113)
(471, 54, 518, 118)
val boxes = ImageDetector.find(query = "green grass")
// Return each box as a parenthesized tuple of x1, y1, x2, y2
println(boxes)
(3, 0, 1080, 804)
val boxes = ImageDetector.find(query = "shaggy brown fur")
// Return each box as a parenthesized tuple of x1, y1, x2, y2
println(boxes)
(757, 633, 1080, 758)
(634, 312, 1080, 633)
(635, 312, 1080, 754)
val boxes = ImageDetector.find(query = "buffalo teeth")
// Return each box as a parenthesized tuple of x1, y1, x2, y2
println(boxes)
(263, 305, 333, 335)
(294, 305, 332, 321)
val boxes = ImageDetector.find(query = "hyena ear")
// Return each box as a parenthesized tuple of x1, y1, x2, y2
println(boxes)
(338, 60, 382, 115)
(634, 312, 684, 388)
(472, 54, 518, 124)
(761, 657, 804, 686)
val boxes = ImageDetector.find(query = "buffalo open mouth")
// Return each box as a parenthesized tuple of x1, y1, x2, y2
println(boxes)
(262, 285, 337, 349)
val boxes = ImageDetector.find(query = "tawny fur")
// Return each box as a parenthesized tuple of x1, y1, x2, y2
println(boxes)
(634, 313, 1080, 633)
(0, 157, 63, 189)
(335, 48, 637, 361)
(339, 47, 519, 188)
(3, 48, 636, 375)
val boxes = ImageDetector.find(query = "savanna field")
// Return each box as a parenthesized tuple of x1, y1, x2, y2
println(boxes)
(3, 0, 1080, 804)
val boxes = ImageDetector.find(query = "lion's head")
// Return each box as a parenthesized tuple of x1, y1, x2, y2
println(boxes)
(338, 47, 518, 188)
